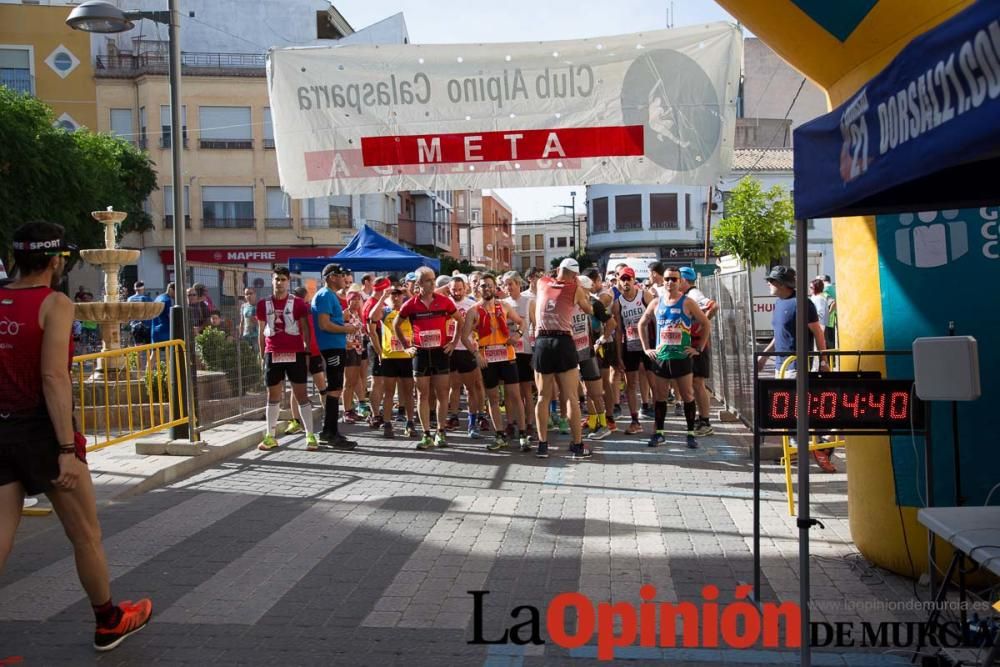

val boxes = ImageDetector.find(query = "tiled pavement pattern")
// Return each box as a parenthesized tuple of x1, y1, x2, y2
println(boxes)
(1, 412, 982, 666)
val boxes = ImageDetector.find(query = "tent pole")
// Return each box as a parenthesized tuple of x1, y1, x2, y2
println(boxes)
(795, 219, 812, 665)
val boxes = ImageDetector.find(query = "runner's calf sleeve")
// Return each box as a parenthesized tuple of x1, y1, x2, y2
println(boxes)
(324, 395, 340, 435)
(266, 402, 281, 435)
(684, 401, 697, 431)
(654, 401, 667, 430)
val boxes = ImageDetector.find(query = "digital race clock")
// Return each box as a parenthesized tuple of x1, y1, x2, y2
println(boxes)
(757, 378, 925, 432)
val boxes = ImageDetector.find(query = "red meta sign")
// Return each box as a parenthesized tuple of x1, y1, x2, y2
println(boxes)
(360, 125, 644, 167)
(159, 247, 340, 265)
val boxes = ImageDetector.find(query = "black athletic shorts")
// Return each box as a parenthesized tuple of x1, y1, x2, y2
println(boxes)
(532, 334, 578, 375)
(653, 356, 694, 379)
(321, 348, 346, 391)
(692, 347, 711, 379)
(381, 357, 413, 378)
(579, 356, 601, 382)
(0, 422, 86, 496)
(412, 347, 450, 377)
(345, 349, 361, 367)
(368, 342, 383, 377)
(265, 351, 308, 386)
(482, 360, 519, 390)
(515, 353, 534, 383)
(361, 345, 369, 361)
(450, 349, 478, 374)
(597, 341, 616, 369)
(309, 354, 324, 375)
(623, 348, 649, 373)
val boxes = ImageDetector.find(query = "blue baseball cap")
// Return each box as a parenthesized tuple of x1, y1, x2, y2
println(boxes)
(679, 266, 697, 281)
(404, 272, 418, 282)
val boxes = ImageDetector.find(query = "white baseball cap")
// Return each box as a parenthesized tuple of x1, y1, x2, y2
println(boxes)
(558, 257, 580, 273)
(577, 275, 593, 290)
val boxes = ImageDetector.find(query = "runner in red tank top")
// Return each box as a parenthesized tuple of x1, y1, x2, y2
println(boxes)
(531, 259, 593, 459)
(0, 222, 152, 652)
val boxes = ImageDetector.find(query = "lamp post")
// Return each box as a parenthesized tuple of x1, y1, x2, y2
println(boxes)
(68, 0, 197, 440)
(570, 190, 577, 251)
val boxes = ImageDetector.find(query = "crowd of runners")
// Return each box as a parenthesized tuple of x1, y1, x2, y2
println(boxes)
(255, 256, 720, 460)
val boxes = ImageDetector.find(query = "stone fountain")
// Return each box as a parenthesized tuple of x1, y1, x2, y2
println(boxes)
(74, 207, 163, 378)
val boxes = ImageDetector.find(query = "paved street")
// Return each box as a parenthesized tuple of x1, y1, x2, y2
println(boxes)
(0, 414, 939, 666)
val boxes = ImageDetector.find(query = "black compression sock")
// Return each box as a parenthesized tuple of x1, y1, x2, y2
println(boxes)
(654, 401, 667, 430)
(684, 401, 697, 431)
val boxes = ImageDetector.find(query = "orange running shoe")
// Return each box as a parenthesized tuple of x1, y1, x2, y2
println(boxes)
(94, 599, 153, 652)
(625, 421, 643, 435)
(606, 417, 617, 432)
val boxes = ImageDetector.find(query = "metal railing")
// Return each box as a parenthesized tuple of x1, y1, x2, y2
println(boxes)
(202, 217, 256, 229)
(199, 139, 253, 149)
(74, 340, 191, 452)
(264, 217, 293, 229)
(615, 219, 643, 231)
(95, 51, 266, 75)
(1, 71, 33, 95)
(649, 219, 680, 230)
(301, 217, 353, 229)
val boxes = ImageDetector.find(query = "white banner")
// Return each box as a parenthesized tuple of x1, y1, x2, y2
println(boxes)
(267, 23, 741, 197)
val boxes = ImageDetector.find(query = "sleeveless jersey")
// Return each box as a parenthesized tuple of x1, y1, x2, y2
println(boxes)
(0, 286, 74, 436)
(448, 295, 478, 351)
(476, 301, 515, 363)
(617, 290, 646, 352)
(346, 309, 364, 353)
(571, 305, 592, 360)
(685, 286, 714, 348)
(381, 310, 413, 359)
(654, 295, 691, 361)
(534, 275, 577, 334)
(503, 292, 533, 355)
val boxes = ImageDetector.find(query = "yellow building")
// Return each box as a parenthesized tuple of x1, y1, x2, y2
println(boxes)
(0, 2, 97, 130)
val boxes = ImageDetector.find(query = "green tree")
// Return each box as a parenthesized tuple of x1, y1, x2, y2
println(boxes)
(550, 249, 595, 271)
(0, 87, 157, 262)
(713, 176, 794, 268)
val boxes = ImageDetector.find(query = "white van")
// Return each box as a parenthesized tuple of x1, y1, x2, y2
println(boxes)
(606, 253, 659, 282)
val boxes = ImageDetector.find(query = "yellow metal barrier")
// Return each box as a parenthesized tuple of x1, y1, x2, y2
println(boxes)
(778, 354, 847, 515)
(73, 340, 193, 452)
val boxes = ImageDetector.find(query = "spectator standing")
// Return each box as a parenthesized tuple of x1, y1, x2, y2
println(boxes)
(151, 283, 174, 344)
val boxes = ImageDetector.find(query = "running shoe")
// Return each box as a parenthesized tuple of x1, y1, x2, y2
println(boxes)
(93, 599, 153, 652)
(519, 431, 532, 452)
(686, 435, 699, 449)
(284, 419, 302, 435)
(382, 422, 395, 439)
(569, 443, 593, 459)
(606, 417, 617, 433)
(536, 441, 549, 458)
(547, 413, 559, 430)
(403, 421, 417, 438)
(487, 432, 508, 452)
(626, 421, 643, 435)
(692, 422, 713, 437)
(478, 415, 492, 432)
(306, 433, 319, 451)
(344, 409, 361, 424)
(674, 403, 683, 417)
(434, 432, 448, 448)
(330, 434, 357, 450)
(647, 433, 664, 448)
(357, 402, 370, 417)
(258, 434, 279, 451)
(446, 415, 460, 431)
(468, 426, 481, 439)
(416, 433, 434, 450)
(640, 406, 655, 421)
(812, 449, 836, 473)
(557, 417, 569, 435)
(589, 425, 610, 440)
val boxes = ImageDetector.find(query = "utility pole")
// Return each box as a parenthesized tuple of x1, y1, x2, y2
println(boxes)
(570, 190, 577, 252)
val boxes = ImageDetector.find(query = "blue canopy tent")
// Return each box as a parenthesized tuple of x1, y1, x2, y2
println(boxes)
(288, 224, 441, 274)
(766, 4, 1000, 659)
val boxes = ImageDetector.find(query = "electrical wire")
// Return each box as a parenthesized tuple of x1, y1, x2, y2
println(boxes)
(746, 77, 806, 172)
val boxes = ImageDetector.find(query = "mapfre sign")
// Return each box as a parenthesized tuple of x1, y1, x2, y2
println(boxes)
(267, 24, 741, 197)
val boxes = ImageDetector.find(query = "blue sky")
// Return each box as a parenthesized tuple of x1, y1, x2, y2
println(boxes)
(338, 0, 737, 220)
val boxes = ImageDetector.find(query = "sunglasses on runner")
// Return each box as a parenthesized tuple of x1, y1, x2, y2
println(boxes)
(664, 276, 679, 282)
(619, 276, 633, 282)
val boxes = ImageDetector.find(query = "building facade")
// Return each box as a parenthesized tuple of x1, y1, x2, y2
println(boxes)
(513, 213, 585, 274)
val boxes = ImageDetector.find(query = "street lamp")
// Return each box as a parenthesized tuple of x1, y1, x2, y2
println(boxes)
(68, 0, 196, 441)
(570, 190, 577, 251)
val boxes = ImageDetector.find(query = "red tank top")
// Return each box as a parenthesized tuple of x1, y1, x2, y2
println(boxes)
(0, 286, 72, 417)
(534, 276, 578, 333)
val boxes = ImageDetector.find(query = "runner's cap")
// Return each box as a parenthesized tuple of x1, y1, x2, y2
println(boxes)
(558, 258, 580, 273)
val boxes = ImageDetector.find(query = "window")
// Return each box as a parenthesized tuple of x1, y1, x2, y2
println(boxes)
(521, 255, 531, 272)
(163, 185, 190, 228)
(138, 106, 147, 149)
(615, 194, 642, 231)
(557, 237, 567, 248)
(0, 47, 33, 95)
(649, 193, 678, 230)
(570, 237, 574, 247)
(263, 107, 274, 148)
(534, 255, 545, 269)
(592, 197, 609, 233)
(521, 235, 530, 251)
(303, 196, 351, 228)
(159, 105, 187, 148)
(549, 237, 555, 248)
(110, 109, 133, 142)
(534, 234, 544, 250)
(198, 106, 252, 148)
(685, 193, 693, 230)
(202, 186, 254, 228)
(265, 187, 291, 228)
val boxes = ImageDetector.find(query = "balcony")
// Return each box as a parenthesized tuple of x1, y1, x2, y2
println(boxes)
(0, 70, 33, 95)
(95, 51, 266, 78)
(199, 139, 253, 150)
(365, 220, 398, 241)
(649, 219, 680, 230)
(264, 217, 293, 229)
(615, 218, 643, 231)
(302, 217, 352, 229)
(263, 138, 275, 149)
(202, 217, 256, 229)
(163, 215, 191, 229)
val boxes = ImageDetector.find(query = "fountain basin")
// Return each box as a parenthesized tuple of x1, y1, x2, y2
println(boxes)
(79, 248, 140, 266)
(75, 301, 164, 322)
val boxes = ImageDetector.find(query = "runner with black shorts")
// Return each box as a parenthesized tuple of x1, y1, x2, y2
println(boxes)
(257, 266, 319, 451)
(375, 287, 416, 438)
(679, 266, 718, 436)
(284, 286, 328, 439)
(362, 278, 392, 429)
(638, 267, 711, 449)
(576, 273, 612, 440)
(532, 259, 593, 459)
(311, 264, 360, 450)
(445, 275, 483, 437)
(0, 222, 152, 651)
(395, 267, 461, 450)
(502, 271, 537, 447)
(461, 274, 525, 452)
(586, 268, 618, 432)
(613, 267, 651, 434)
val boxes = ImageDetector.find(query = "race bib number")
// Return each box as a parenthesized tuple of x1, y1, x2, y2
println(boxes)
(484, 345, 509, 364)
(389, 336, 404, 353)
(446, 320, 457, 338)
(660, 328, 682, 346)
(511, 336, 524, 354)
(625, 324, 639, 340)
(573, 330, 590, 352)
(271, 352, 297, 364)
(418, 329, 442, 348)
